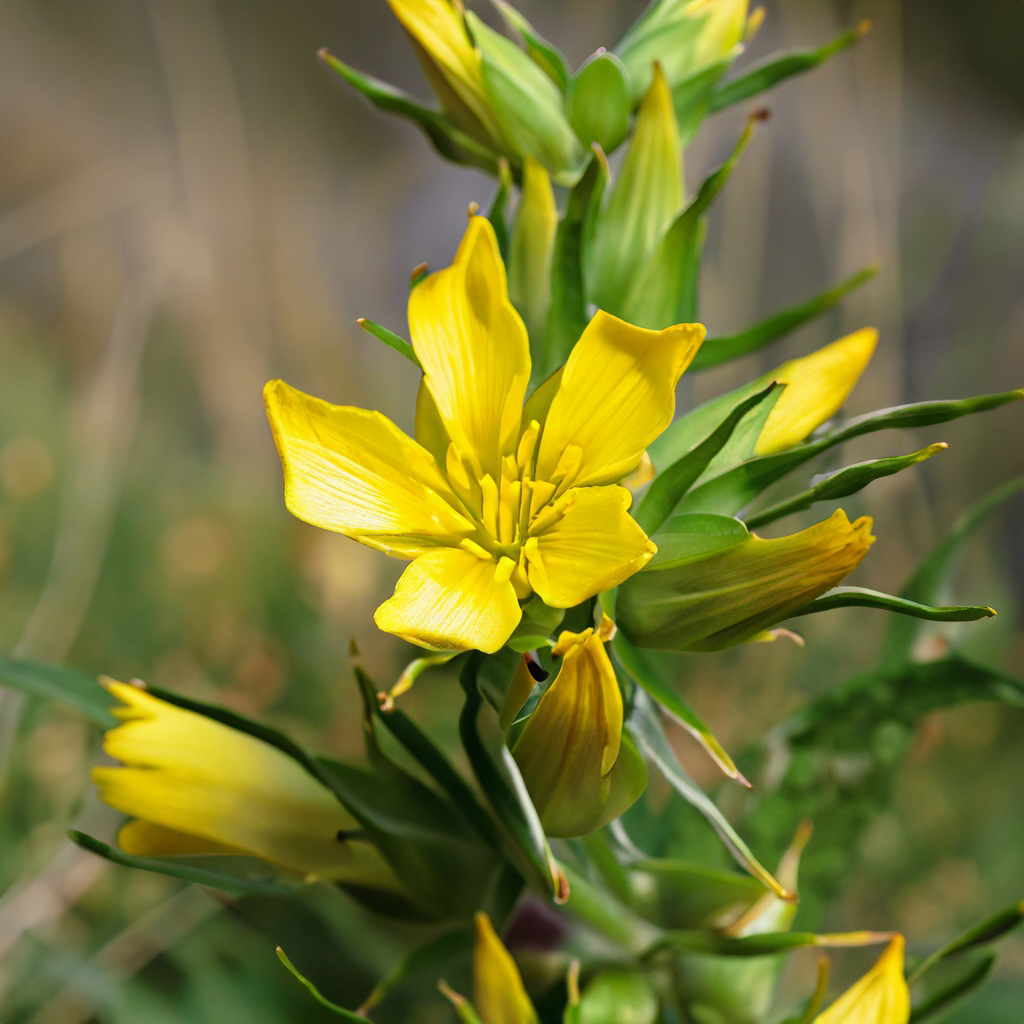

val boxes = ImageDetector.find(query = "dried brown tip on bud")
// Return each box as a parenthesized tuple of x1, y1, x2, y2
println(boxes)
(316, 47, 332, 61)
(376, 691, 394, 713)
(751, 107, 772, 123)
(410, 262, 429, 284)
(356, 317, 367, 326)
(467, 201, 480, 218)
(555, 869, 571, 904)
(857, 19, 873, 37)
(525, 651, 548, 682)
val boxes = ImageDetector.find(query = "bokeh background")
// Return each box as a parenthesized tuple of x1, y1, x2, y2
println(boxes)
(1, 0, 1022, 1020)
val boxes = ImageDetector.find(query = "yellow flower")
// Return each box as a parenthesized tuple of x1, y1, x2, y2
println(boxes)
(472, 913, 540, 1024)
(266, 216, 704, 653)
(814, 936, 910, 1024)
(93, 680, 397, 889)
(511, 616, 648, 837)
(755, 328, 878, 454)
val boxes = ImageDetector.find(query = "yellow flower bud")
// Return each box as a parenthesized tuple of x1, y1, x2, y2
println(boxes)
(511, 617, 648, 837)
(814, 936, 910, 1024)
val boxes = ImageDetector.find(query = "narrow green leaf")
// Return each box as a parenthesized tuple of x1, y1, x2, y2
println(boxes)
(318, 49, 500, 173)
(793, 586, 995, 625)
(488, 158, 514, 257)
(629, 692, 792, 900)
(708, 21, 871, 113)
(621, 111, 762, 328)
(567, 52, 632, 155)
(277, 946, 372, 1021)
(744, 442, 949, 528)
(908, 898, 1024, 984)
(540, 149, 608, 382)
(644, 928, 891, 959)
(491, 0, 570, 91)
(909, 954, 998, 1023)
(0, 655, 114, 727)
(882, 476, 1024, 668)
(613, 631, 745, 783)
(459, 656, 561, 901)
(69, 830, 295, 896)
(636, 383, 779, 534)
(356, 318, 421, 369)
(672, 56, 736, 143)
(691, 265, 877, 370)
(679, 390, 1024, 516)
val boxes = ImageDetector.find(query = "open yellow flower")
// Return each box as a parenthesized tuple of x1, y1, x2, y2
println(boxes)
(814, 936, 910, 1024)
(93, 680, 397, 889)
(266, 216, 704, 653)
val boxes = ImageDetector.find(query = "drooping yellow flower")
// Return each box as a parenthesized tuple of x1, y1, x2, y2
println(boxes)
(814, 936, 910, 1024)
(472, 912, 540, 1024)
(93, 680, 397, 889)
(511, 616, 648, 837)
(755, 328, 878, 454)
(266, 216, 704, 653)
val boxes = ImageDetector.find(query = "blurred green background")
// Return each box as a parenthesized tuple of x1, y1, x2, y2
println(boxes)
(0, 0, 1022, 1020)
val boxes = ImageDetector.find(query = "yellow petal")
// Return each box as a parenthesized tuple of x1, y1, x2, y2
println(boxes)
(94, 681, 395, 887)
(473, 913, 540, 1024)
(409, 217, 531, 479)
(755, 328, 878, 454)
(618, 510, 875, 650)
(525, 486, 656, 608)
(374, 547, 522, 653)
(118, 820, 242, 857)
(535, 311, 704, 488)
(512, 630, 646, 837)
(814, 936, 910, 1024)
(264, 379, 472, 556)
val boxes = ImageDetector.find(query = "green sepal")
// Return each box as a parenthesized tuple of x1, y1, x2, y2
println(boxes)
(318, 49, 500, 174)
(612, 629, 744, 782)
(68, 830, 296, 897)
(490, 0, 570, 91)
(356, 318, 421, 369)
(708, 21, 871, 113)
(620, 111, 761, 327)
(539, 149, 609, 383)
(792, 586, 995, 625)
(744, 441, 949, 528)
(881, 475, 1024, 669)
(468, 13, 585, 184)
(671, 54, 737, 143)
(0, 654, 115, 727)
(691, 265, 878, 370)
(509, 159, 557, 353)
(636, 382, 779, 534)
(276, 946, 373, 1021)
(908, 897, 1024, 985)
(566, 51, 632, 154)
(678, 389, 1024, 516)
(628, 691, 792, 901)
(459, 656, 562, 901)
(487, 158, 515, 257)
(574, 971, 660, 1024)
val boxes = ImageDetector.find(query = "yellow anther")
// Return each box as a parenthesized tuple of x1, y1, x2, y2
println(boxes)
(480, 474, 500, 539)
(529, 490, 578, 536)
(459, 538, 493, 560)
(528, 479, 557, 519)
(550, 444, 583, 490)
(494, 556, 516, 585)
(500, 481, 520, 545)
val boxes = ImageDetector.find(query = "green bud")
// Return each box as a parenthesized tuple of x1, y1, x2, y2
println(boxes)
(617, 511, 875, 651)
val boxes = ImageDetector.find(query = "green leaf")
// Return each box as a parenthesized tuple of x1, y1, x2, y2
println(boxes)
(792, 586, 995, 625)
(0, 655, 115, 727)
(882, 476, 1024, 668)
(909, 954, 998, 1023)
(678, 390, 1024, 516)
(356, 318, 421, 369)
(613, 629, 744, 783)
(469, 13, 585, 183)
(276, 946, 372, 1021)
(636, 382, 779, 533)
(566, 52, 632, 154)
(644, 928, 891, 959)
(708, 21, 871, 113)
(671, 56, 736, 143)
(540, 149, 608, 382)
(744, 441, 949, 528)
(691, 265, 878, 370)
(69, 830, 295, 896)
(459, 656, 562, 901)
(490, 0, 570, 91)
(908, 898, 1024, 985)
(318, 49, 500, 174)
(621, 111, 761, 328)
(628, 692, 792, 901)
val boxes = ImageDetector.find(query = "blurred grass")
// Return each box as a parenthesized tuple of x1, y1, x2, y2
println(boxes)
(0, 0, 1022, 1020)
